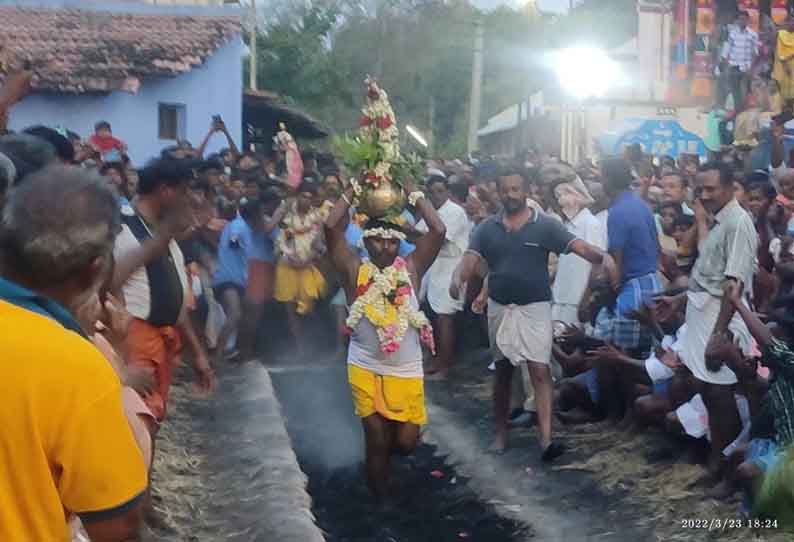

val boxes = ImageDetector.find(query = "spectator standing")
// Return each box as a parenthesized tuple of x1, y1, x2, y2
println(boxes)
(417, 175, 470, 380)
(660, 162, 758, 476)
(111, 158, 216, 423)
(551, 177, 605, 325)
(455, 171, 611, 460)
(603, 157, 661, 356)
(0, 166, 147, 542)
(273, 182, 329, 354)
(211, 197, 264, 363)
(720, 11, 759, 110)
(240, 190, 285, 359)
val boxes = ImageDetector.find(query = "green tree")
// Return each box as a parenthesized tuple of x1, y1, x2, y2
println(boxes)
(251, 0, 638, 157)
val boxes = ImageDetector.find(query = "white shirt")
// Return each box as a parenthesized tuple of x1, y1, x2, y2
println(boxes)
(415, 199, 470, 314)
(113, 216, 189, 322)
(551, 208, 604, 307)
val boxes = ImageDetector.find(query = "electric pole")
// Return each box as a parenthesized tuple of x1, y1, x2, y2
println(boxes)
(467, 18, 484, 153)
(249, 0, 257, 90)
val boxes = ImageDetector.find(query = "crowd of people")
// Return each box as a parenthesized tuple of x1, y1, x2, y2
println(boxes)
(4, 55, 794, 540)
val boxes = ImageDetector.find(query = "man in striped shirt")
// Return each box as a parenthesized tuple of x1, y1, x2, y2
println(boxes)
(719, 11, 759, 109)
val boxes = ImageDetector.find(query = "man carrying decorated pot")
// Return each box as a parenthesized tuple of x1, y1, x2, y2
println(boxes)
(325, 176, 445, 498)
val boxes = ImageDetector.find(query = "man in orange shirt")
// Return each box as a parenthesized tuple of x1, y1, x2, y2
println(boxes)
(0, 165, 147, 541)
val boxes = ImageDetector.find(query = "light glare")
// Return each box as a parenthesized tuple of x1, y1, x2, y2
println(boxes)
(553, 46, 620, 100)
(406, 124, 429, 147)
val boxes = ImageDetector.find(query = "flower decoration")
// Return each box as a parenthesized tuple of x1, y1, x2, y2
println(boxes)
(276, 201, 329, 267)
(334, 77, 424, 221)
(346, 257, 435, 356)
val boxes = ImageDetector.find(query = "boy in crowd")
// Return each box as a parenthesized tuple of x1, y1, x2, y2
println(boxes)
(89, 121, 127, 159)
(212, 197, 266, 364)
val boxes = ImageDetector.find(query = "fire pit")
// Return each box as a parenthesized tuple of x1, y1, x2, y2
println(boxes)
(271, 366, 532, 542)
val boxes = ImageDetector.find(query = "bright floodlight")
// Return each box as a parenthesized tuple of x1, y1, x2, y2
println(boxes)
(406, 124, 429, 147)
(553, 46, 620, 100)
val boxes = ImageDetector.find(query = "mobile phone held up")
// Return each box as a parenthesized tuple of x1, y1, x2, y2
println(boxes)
(213, 114, 223, 125)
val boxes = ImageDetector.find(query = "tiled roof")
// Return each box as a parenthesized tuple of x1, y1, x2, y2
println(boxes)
(0, 6, 241, 93)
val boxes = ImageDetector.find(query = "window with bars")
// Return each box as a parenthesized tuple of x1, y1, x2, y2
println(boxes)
(158, 103, 186, 140)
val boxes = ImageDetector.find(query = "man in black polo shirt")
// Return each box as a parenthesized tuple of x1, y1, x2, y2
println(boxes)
(453, 170, 612, 461)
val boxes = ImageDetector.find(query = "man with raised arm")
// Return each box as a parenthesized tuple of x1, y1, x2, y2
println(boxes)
(452, 169, 614, 461)
(325, 178, 445, 498)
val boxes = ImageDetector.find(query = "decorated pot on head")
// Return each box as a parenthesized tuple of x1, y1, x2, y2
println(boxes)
(336, 76, 422, 221)
(358, 180, 405, 218)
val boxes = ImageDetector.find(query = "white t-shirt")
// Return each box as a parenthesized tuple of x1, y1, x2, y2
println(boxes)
(551, 208, 604, 307)
(415, 199, 470, 314)
(113, 210, 189, 323)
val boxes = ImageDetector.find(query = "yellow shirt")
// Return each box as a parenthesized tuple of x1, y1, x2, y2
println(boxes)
(0, 300, 148, 542)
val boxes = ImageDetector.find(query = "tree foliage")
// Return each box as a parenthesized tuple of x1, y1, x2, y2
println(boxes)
(251, 0, 637, 156)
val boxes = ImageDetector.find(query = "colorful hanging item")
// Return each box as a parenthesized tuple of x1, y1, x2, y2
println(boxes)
(273, 122, 303, 189)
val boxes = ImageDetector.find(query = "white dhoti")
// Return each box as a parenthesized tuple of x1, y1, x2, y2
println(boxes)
(488, 300, 552, 366)
(680, 291, 754, 386)
(426, 256, 464, 315)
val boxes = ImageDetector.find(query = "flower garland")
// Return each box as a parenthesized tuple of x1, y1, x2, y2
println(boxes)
(276, 202, 328, 266)
(346, 257, 435, 355)
(358, 76, 399, 188)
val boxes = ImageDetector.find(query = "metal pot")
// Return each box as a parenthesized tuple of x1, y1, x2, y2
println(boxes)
(359, 182, 405, 218)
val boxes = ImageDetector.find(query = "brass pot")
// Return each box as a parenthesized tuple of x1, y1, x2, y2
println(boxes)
(359, 182, 405, 218)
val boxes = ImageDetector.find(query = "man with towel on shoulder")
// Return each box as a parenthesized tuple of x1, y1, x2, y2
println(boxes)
(453, 169, 614, 461)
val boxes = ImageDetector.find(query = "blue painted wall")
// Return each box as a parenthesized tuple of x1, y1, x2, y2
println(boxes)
(8, 38, 244, 166)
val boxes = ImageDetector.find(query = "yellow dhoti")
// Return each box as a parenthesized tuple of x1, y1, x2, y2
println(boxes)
(348, 364, 426, 425)
(274, 263, 326, 315)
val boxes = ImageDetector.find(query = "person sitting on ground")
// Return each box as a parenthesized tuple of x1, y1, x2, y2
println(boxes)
(0, 165, 147, 542)
(704, 336, 768, 501)
(589, 297, 688, 429)
(721, 282, 794, 514)
(553, 276, 617, 423)
(325, 177, 445, 498)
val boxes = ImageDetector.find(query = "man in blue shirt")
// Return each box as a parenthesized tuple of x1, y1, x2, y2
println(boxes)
(212, 197, 264, 363)
(603, 156, 661, 355)
(239, 190, 285, 359)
